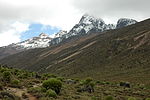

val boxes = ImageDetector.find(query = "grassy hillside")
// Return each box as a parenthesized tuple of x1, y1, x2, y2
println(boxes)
(0, 65, 150, 100)
(0, 46, 22, 60)
(0, 18, 150, 85)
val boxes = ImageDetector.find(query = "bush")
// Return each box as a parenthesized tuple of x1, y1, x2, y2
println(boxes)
(22, 92, 28, 99)
(39, 97, 53, 100)
(2, 71, 11, 82)
(28, 87, 42, 93)
(18, 73, 28, 79)
(10, 79, 21, 88)
(0, 91, 15, 100)
(105, 96, 114, 100)
(57, 77, 64, 81)
(11, 80, 20, 85)
(0, 84, 3, 90)
(46, 89, 57, 98)
(128, 97, 136, 100)
(95, 81, 105, 85)
(42, 78, 62, 94)
(84, 78, 93, 84)
(77, 78, 95, 93)
(91, 96, 97, 100)
(146, 98, 150, 100)
(120, 81, 130, 88)
(40, 87, 47, 92)
(42, 73, 57, 80)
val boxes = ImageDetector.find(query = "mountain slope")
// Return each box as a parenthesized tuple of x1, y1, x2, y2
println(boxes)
(1, 19, 149, 83)
(0, 46, 22, 60)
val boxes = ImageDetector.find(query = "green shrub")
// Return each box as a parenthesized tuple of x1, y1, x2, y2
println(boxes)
(105, 96, 114, 100)
(46, 89, 57, 98)
(40, 87, 47, 92)
(57, 77, 64, 81)
(11, 80, 20, 85)
(22, 92, 28, 99)
(42, 73, 57, 80)
(89, 82, 95, 88)
(39, 97, 53, 100)
(91, 96, 97, 100)
(28, 87, 42, 93)
(95, 81, 105, 85)
(128, 97, 136, 100)
(84, 77, 93, 84)
(0, 84, 3, 90)
(2, 71, 11, 82)
(145, 98, 150, 100)
(78, 78, 95, 93)
(96, 80, 101, 84)
(42, 78, 62, 94)
(0, 91, 16, 100)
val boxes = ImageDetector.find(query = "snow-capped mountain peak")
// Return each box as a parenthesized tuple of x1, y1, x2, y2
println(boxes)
(4, 14, 138, 50)
(68, 14, 108, 35)
(39, 33, 49, 38)
(10, 33, 52, 50)
(116, 18, 137, 28)
(54, 30, 67, 38)
(79, 14, 105, 25)
(50, 14, 116, 45)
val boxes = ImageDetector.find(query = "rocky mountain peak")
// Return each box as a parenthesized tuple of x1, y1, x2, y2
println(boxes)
(39, 33, 49, 38)
(50, 14, 116, 45)
(9, 33, 52, 50)
(54, 30, 67, 38)
(79, 14, 105, 25)
(80, 14, 105, 26)
(116, 18, 137, 28)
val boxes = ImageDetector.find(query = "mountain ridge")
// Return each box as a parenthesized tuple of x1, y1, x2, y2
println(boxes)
(0, 14, 137, 60)
(0, 15, 137, 49)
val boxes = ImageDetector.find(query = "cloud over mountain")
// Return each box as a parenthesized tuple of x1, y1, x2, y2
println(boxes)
(0, 0, 149, 46)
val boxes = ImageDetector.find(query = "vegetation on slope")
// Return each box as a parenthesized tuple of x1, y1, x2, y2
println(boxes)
(0, 65, 150, 100)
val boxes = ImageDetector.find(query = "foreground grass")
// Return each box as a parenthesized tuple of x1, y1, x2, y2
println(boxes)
(0, 65, 150, 100)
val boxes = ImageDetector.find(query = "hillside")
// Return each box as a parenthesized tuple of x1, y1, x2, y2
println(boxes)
(0, 65, 150, 100)
(0, 18, 150, 84)
(0, 46, 22, 60)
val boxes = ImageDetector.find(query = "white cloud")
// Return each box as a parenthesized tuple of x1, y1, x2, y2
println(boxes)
(12, 22, 29, 33)
(0, 0, 82, 30)
(0, 22, 29, 47)
(0, 0, 149, 46)
(0, 0, 83, 46)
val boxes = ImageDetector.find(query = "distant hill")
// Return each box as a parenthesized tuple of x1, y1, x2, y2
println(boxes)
(0, 18, 150, 84)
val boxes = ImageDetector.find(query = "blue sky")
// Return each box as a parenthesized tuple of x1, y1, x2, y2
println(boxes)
(21, 23, 60, 40)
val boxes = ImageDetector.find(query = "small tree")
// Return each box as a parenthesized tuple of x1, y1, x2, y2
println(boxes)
(42, 78, 62, 94)
(105, 96, 114, 100)
(11, 80, 20, 85)
(46, 89, 57, 98)
(146, 98, 150, 100)
(128, 97, 136, 100)
(3, 71, 11, 82)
